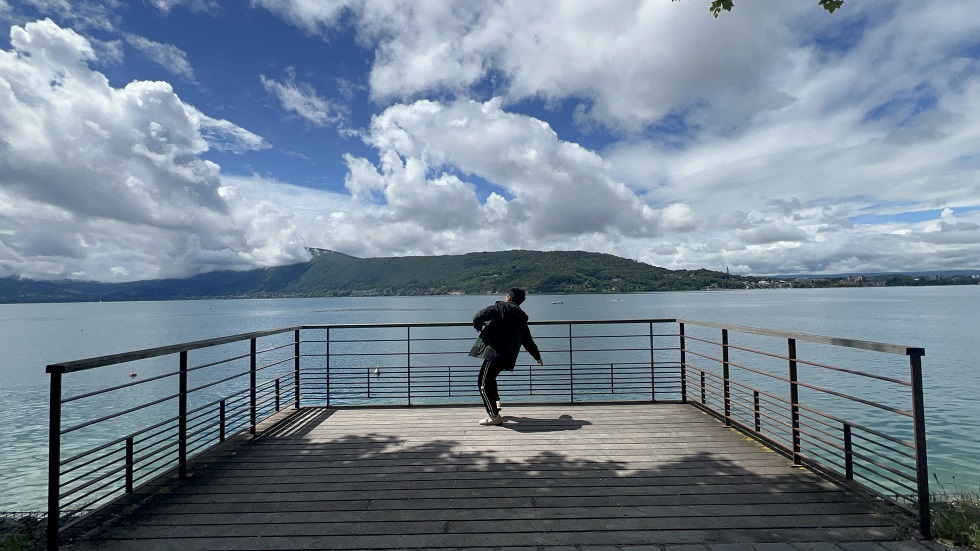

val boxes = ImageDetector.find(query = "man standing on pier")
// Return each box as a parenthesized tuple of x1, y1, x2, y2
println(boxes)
(469, 288, 544, 426)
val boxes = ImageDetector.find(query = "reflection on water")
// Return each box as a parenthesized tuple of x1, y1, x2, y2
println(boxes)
(1, 287, 978, 510)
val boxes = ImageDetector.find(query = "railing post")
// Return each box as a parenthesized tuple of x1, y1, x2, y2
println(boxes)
(179, 351, 188, 479)
(125, 436, 135, 493)
(47, 367, 63, 551)
(648, 322, 656, 402)
(529, 362, 534, 395)
(275, 378, 281, 411)
(788, 338, 802, 466)
(219, 400, 226, 442)
(909, 352, 931, 538)
(367, 367, 371, 398)
(568, 323, 574, 404)
(700, 371, 706, 405)
(325, 328, 331, 407)
(722, 329, 731, 426)
(406, 326, 412, 406)
(294, 329, 301, 409)
(249, 338, 257, 435)
(753, 390, 761, 432)
(843, 423, 853, 479)
(678, 322, 687, 403)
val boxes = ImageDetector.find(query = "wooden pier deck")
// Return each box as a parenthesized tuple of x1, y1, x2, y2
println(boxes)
(63, 403, 915, 550)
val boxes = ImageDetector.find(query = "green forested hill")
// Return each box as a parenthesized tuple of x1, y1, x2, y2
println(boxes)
(288, 249, 745, 296)
(0, 249, 748, 303)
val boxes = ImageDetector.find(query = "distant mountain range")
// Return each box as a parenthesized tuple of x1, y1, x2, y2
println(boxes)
(0, 249, 751, 304)
(3, 249, 976, 304)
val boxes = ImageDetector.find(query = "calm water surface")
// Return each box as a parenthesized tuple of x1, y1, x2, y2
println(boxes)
(1, 286, 977, 510)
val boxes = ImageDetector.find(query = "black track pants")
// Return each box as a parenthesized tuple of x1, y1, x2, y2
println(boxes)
(478, 356, 507, 417)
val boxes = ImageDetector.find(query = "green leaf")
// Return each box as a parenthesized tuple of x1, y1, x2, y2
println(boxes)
(709, 0, 735, 18)
(818, 0, 845, 13)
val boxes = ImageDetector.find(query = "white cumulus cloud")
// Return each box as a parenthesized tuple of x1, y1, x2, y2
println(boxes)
(342, 98, 666, 244)
(0, 19, 306, 281)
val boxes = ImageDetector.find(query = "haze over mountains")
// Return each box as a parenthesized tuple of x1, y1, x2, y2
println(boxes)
(0, 249, 748, 303)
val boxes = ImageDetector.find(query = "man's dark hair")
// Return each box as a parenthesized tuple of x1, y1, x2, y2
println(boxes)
(507, 287, 526, 305)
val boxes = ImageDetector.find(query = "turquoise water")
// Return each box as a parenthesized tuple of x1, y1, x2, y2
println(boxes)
(1, 287, 977, 510)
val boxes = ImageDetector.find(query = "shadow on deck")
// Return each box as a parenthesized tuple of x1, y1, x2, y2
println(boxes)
(62, 403, 917, 550)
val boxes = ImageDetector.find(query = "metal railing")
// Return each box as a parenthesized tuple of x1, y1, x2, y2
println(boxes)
(676, 319, 929, 538)
(44, 318, 929, 549)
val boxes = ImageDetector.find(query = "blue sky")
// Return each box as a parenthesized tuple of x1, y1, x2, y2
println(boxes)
(1, 0, 979, 282)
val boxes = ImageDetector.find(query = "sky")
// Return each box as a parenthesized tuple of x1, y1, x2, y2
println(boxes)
(0, 0, 978, 282)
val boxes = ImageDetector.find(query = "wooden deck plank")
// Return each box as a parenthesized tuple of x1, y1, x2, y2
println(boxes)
(123, 502, 899, 526)
(63, 403, 914, 550)
(63, 527, 906, 551)
(144, 492, 868, 515)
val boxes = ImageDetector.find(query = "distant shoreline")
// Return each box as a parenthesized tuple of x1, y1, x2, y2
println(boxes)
(2, 247, 978, 304)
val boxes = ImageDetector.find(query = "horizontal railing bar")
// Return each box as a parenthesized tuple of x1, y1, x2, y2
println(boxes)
(185, 404, 220, 426)
(60, 472, 126, 512)
(851, 461, 917, 495)
(60, 445, 123, 478)
(798, 433, 846, 465)
(794, 423, 916, 484)
(62, 417, 178, 467)
(184, 351, 252, 374)
(185, 422, 221, 443)
(132, 450, 177, 483)
(186, 370, 250, 394)
(687, 361, 916, 429)
(849, 438, 917, 470)
(792, 357, 912, 387)
(724, 341, 913, 387)
(794, 380, 913, 418)
(133, 427, 177, 460)
(61, 454, 122, 489)
(851, 429, 916, 457)
(185, 413, 217, 435)
(62, 370, 178, 404)
(688, 350, 791, 385)
(136, 441, 178, 464)
(797, 427, 849, 459)
(48, 327, 302, 373)
(797, 415, 864, 443)
(689, 333, 892, 389)
(677, 318, 925, 357)
(253, 356, 296, 373)
(60, 462, 126, 501)
(222, 390, 251, 406)
(134, 439, 178, 466)
(185, 439, 218, 460)
(61, 393, 179, 436)
(748, 405, 790, 429)
(302, 319, 678, 331)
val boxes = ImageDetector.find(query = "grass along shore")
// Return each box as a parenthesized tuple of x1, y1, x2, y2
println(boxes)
(0, 512, 43, 551)
(932, 477, 980, 549)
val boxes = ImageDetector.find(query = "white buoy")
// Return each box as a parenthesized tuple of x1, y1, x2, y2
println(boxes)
(374, 367, 380, 377)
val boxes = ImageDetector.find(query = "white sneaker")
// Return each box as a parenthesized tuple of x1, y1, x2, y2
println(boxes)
(478, 415, 503, 426)
(496, 400, 502, 412)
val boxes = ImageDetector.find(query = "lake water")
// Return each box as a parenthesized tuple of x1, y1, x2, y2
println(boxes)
(1, 286, 978, 511)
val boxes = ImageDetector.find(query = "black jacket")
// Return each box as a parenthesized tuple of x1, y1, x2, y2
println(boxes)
(468, 301, 541, 370)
